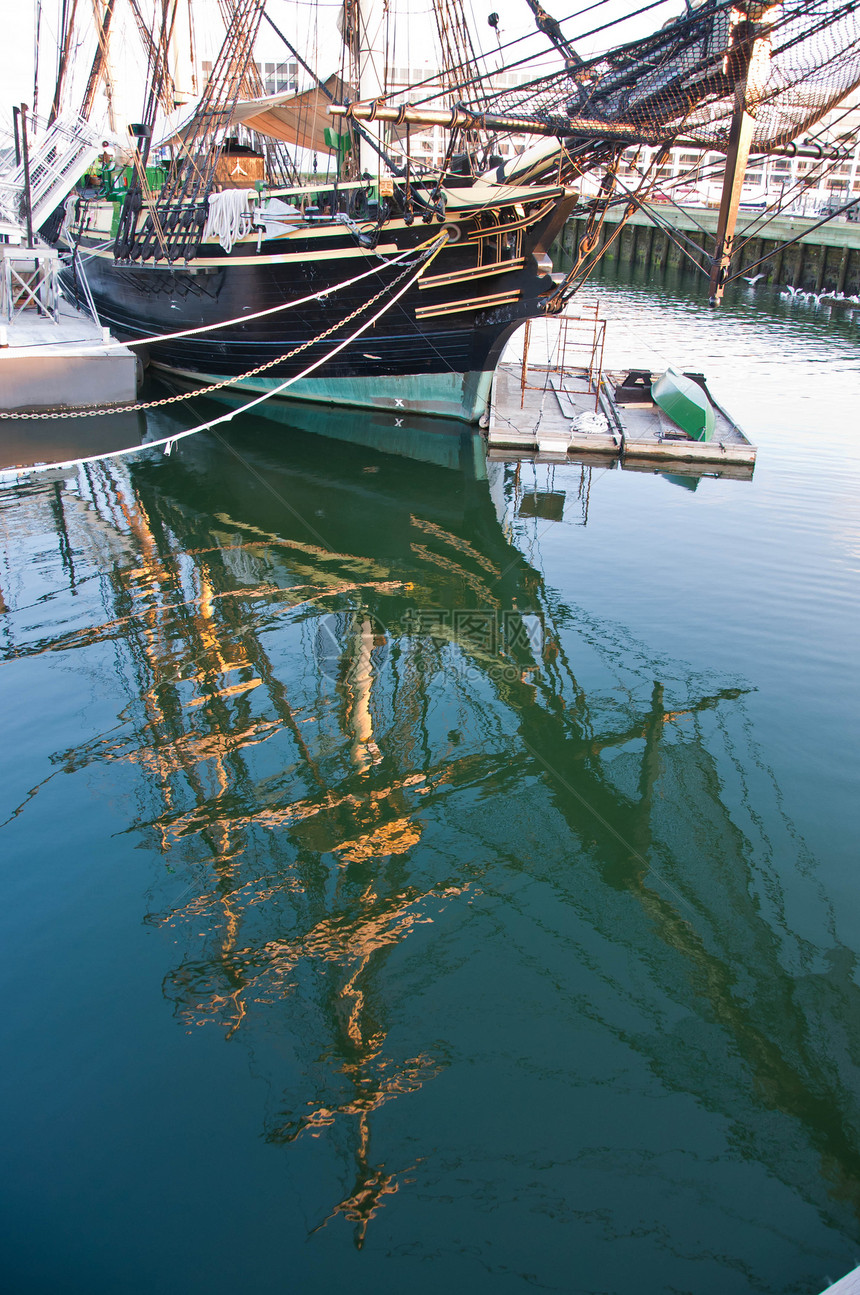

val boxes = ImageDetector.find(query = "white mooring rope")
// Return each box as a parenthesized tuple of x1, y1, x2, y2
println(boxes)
(61, 237, 439, 355)
(1, 235, 448, 422)
(0, 233, 449, 486)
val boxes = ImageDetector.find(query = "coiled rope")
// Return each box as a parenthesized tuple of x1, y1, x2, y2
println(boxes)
(201, 189, 254, 253)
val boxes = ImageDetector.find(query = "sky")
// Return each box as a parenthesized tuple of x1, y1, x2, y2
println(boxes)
(0, 0, 683, 139)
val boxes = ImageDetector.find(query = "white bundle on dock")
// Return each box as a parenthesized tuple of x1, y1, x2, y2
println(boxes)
(572, 410, 609, 435)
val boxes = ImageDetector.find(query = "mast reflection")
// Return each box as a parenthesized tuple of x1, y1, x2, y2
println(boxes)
(3, 402, 859, 1249)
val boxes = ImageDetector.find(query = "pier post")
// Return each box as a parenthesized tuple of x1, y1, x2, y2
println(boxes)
(642, 223, 655, 275)
(794, 242, 805, 288)
(836, 246, 850, 295)
(657, 228, 670, 274)
(772, 240, 784, 284)
(697, 233, 711, 278)
(604, 218, 619, 262)
(814, 246, 827, 293)
(834, 243, 849, 292)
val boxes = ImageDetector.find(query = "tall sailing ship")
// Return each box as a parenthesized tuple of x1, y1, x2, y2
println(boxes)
(18, 0, 860, 421)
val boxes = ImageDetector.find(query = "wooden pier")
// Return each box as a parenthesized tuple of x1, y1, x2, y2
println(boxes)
(554, 204, 860, 294)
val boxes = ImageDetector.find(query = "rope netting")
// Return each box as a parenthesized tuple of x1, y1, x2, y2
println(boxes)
(443, 1, 860, 154)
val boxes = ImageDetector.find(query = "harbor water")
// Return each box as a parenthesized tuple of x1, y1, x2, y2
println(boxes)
(1, 263, 860, 1295)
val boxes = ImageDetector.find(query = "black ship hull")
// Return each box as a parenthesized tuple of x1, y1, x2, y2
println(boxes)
(60, 192, 572, 422)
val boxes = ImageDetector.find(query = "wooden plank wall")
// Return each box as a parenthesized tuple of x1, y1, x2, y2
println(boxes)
(554, 207, 860, 294)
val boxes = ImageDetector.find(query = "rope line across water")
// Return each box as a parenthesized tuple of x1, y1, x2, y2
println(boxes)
(0, 235, 447, 422)
(74, 236, 438, 353)
(0, 233, 450, 485)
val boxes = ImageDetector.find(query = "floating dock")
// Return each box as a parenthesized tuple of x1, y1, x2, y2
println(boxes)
(819, 1264, 860, 1295)
(0, 259, 143, 473)
(488, 309, 756, 471)
(0, 297, 138, 414)
(488, 361, 756, 468)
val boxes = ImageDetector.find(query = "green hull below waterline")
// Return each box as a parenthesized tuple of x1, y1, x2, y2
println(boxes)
(652, 368, 716, 441)
(152, 364, 496, 425)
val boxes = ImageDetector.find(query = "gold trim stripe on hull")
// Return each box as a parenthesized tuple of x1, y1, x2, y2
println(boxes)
(418, 258, 526, 290)
(466, 200, 556, 240)
(415, 290, 521, 319)
(77, 241, 402, 268)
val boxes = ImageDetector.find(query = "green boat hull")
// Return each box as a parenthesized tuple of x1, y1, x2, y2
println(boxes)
(651, 368, 716, 442)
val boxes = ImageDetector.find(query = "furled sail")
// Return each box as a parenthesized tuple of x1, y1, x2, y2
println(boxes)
(159, 74, 349, 155)
(232, 75, 349, 153)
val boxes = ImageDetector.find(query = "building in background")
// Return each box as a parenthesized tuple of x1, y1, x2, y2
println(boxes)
(620, 91, 860, 216)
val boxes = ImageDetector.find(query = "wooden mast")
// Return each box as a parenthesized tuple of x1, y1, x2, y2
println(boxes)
(708, 3, 779, 305)
(80, 0, 117, 122)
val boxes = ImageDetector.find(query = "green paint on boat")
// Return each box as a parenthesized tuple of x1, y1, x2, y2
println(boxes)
(154, 363, 496, 423)
(651, 367, 716, 441)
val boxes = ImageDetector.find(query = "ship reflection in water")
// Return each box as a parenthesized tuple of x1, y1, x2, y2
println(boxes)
(2, 396, 858, 1285)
